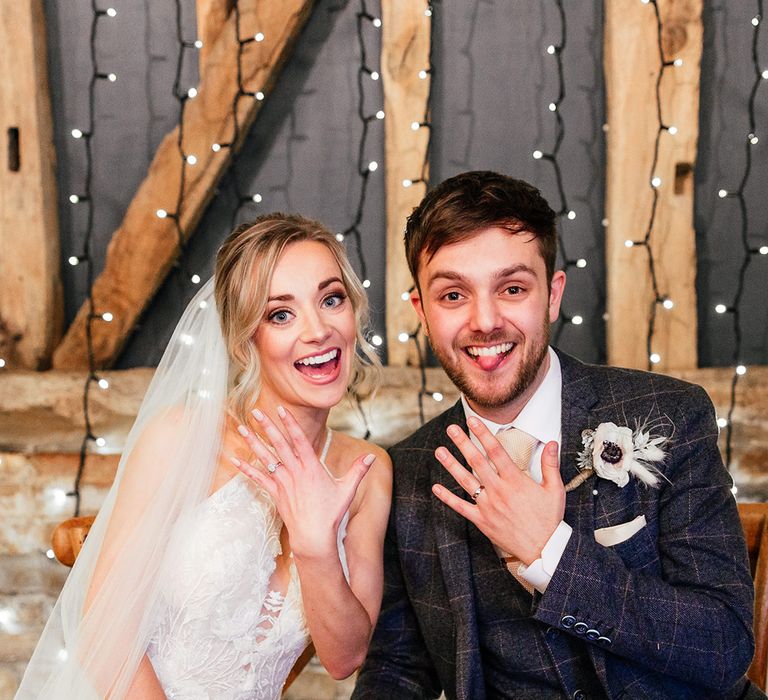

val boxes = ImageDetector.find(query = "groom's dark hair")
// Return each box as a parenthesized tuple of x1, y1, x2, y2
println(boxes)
(405, 170, 558, 289)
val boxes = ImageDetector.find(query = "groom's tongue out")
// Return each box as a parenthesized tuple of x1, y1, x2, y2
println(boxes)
(466, 341, 514, 372)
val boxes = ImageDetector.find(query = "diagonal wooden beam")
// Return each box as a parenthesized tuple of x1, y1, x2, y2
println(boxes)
(196, 0, 234, 69)
(0, 0, 62, 369)
(52, 0, 315, 369)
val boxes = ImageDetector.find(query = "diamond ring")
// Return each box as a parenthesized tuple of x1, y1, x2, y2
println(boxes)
(266, 460, 283, 474)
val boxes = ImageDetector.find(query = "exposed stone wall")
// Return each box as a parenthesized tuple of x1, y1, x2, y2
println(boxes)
(1, 366, 766, 698)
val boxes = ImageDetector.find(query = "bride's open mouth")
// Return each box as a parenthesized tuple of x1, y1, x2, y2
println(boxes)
(293, 347, 341, 381)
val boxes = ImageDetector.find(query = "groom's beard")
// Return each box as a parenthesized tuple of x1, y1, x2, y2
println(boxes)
(427, 318, 550, 410)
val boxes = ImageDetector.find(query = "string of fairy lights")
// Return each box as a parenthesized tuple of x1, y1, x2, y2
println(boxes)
(624, 0, 682, 371)
(714, 0, 767, 472)
(531, 0, 590, 343)
(60, 3, 121, 525)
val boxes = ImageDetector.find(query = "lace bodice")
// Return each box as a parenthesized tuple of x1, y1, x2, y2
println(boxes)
(147, 431, 348, 699)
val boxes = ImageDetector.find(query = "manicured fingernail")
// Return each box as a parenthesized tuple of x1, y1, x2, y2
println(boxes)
(229, 456, 241, 467)
(467, 416, 480, 428)
(363, 453, 376, 466)
(435, 446, 449, 460)
(447, 424, 460, 437)
(277, 405, 286, 418)
(252, 408, 264, 421)
(237, 425, 249, 437)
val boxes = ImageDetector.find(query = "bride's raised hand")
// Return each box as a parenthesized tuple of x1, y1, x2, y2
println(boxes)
(231, 406, 376, 560)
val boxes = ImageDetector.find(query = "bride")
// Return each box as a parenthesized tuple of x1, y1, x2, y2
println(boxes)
(15, 213, 392, 699)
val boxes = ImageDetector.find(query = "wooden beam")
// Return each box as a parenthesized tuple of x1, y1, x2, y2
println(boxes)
(196, 0, 233, 69)
(382, 0, 431, 366)
(52, 0, 315, 370)
(0, 0, 62, 369)
(604, 0, 702, 370)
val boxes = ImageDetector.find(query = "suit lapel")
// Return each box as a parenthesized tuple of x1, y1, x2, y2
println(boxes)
(430, 401, 485, 700)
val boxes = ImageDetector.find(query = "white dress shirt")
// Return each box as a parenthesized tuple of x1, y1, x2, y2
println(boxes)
(461, 347, 572, 593)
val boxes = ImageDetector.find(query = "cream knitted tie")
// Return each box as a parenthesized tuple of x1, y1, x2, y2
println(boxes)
(494, 427, 539, 594)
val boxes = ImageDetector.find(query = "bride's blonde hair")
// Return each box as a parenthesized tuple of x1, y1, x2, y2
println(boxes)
(214, 212, 380, 425)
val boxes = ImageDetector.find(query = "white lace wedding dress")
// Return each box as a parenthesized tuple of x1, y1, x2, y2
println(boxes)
(146, 430, 348, 699)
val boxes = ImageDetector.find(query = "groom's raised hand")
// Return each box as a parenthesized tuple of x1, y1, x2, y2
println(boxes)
(431, 416, 565, 565)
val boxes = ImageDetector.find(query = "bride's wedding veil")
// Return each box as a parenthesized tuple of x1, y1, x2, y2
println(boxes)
(15, 279, 230, 698)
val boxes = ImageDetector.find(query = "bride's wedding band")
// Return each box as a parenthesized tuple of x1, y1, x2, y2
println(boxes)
(471, 484, 485, 501)
(266, 461, 282, 474)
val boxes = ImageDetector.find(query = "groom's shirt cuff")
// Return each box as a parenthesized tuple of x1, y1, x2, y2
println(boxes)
(518, 521, 572, 593)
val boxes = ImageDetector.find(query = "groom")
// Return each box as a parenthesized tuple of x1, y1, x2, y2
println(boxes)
(353, 171, 761, 699)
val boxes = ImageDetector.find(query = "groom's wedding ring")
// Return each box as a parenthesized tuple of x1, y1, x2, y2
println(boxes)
(266, 460, 282, 474)
(471, 484, 485, 501)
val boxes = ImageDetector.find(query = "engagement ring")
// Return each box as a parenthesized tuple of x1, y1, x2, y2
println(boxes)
(266, 461, 282, 474)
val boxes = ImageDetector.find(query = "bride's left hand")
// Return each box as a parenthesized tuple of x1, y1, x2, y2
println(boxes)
(231, 406, 376, 560)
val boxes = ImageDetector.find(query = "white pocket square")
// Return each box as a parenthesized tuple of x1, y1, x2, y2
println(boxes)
(594, 515, 647, 547)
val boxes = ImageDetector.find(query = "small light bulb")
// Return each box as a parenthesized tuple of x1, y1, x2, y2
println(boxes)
(95, 437, 107, 448)
(572, 315, 583, 325)
(749, 133, 759, 145)
(98, 378, 109, 389)
(398, 332, 409, 343)
(548, 102, 557, 112)
(736, 364, 747, 375)
(533, 150, 543, 159)
(546, 45, 556, 55)
(57, 649, 68, 662)
(199, 300, 208, 309)
(650, 353, 661, 364)
(673, 58, 683, 67)
(255, 91, 264, 101)
(717, 417, 728, 428)
(576, 258, 587, 268)
(425, 7, 432, 17)
(68, 256, 80, 266)
(71, 128, 83, 139)
(157, 209, 167, 218)
(46, 549, 55, 559)
(567, 210, 576, 220)
(662, 298, 674, 310)
(107, 73, 117, 82)
(651, 176, 662, 188)
(752, 16, 760, 26)
(186, 154, 197, 165)
(602, 123, 610, 132)
(102, 312, 113, 322)
(106, 7, 117, 17)
(254, 32, 265, 42)
(411, 121, 420, 131)
(212, 143, 221, 152)
(368, 161, 378, 172)
(252, 193, 263, 203)
(335, 233, 344, 242)
(762, 69, 768, 80)
(180, 333, 194, 345)
(194, 39, 203, 49)
(418, 69, 428, 80)
(718, 189, 728, 198)
(376, 110, 385, 119)
(0, 359, 5, 369)
(69, 194, 80, 204)
(432, 392, 444, 402)
(402, 178, 413, 188)
(759, 245, 768, 255)
(731, 485, 738, 495)
(371, 334, 383, 347)
(668, 125, 678, 135)
(362, 279, 371, 288)
(370, 71, 380, 81)
(624, 240, 634, 248)
(715, 303, 727, 314)
(372, 17, 382, 27)
(191, 274, 201, 284)
(401, 291, 410, 301)
(187, 87, 198, 98)
(602, 218, 609, 227)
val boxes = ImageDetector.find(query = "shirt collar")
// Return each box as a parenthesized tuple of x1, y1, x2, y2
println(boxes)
(461, 347, 562, 445)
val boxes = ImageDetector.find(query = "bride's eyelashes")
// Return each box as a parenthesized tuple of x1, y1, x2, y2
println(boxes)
(265, 289, 348, 326)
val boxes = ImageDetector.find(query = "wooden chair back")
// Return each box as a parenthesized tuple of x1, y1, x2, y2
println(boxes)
(51, 515, 313, 693)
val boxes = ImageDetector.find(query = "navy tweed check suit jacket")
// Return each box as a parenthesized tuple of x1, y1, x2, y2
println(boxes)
(353, 350, 761, 700)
